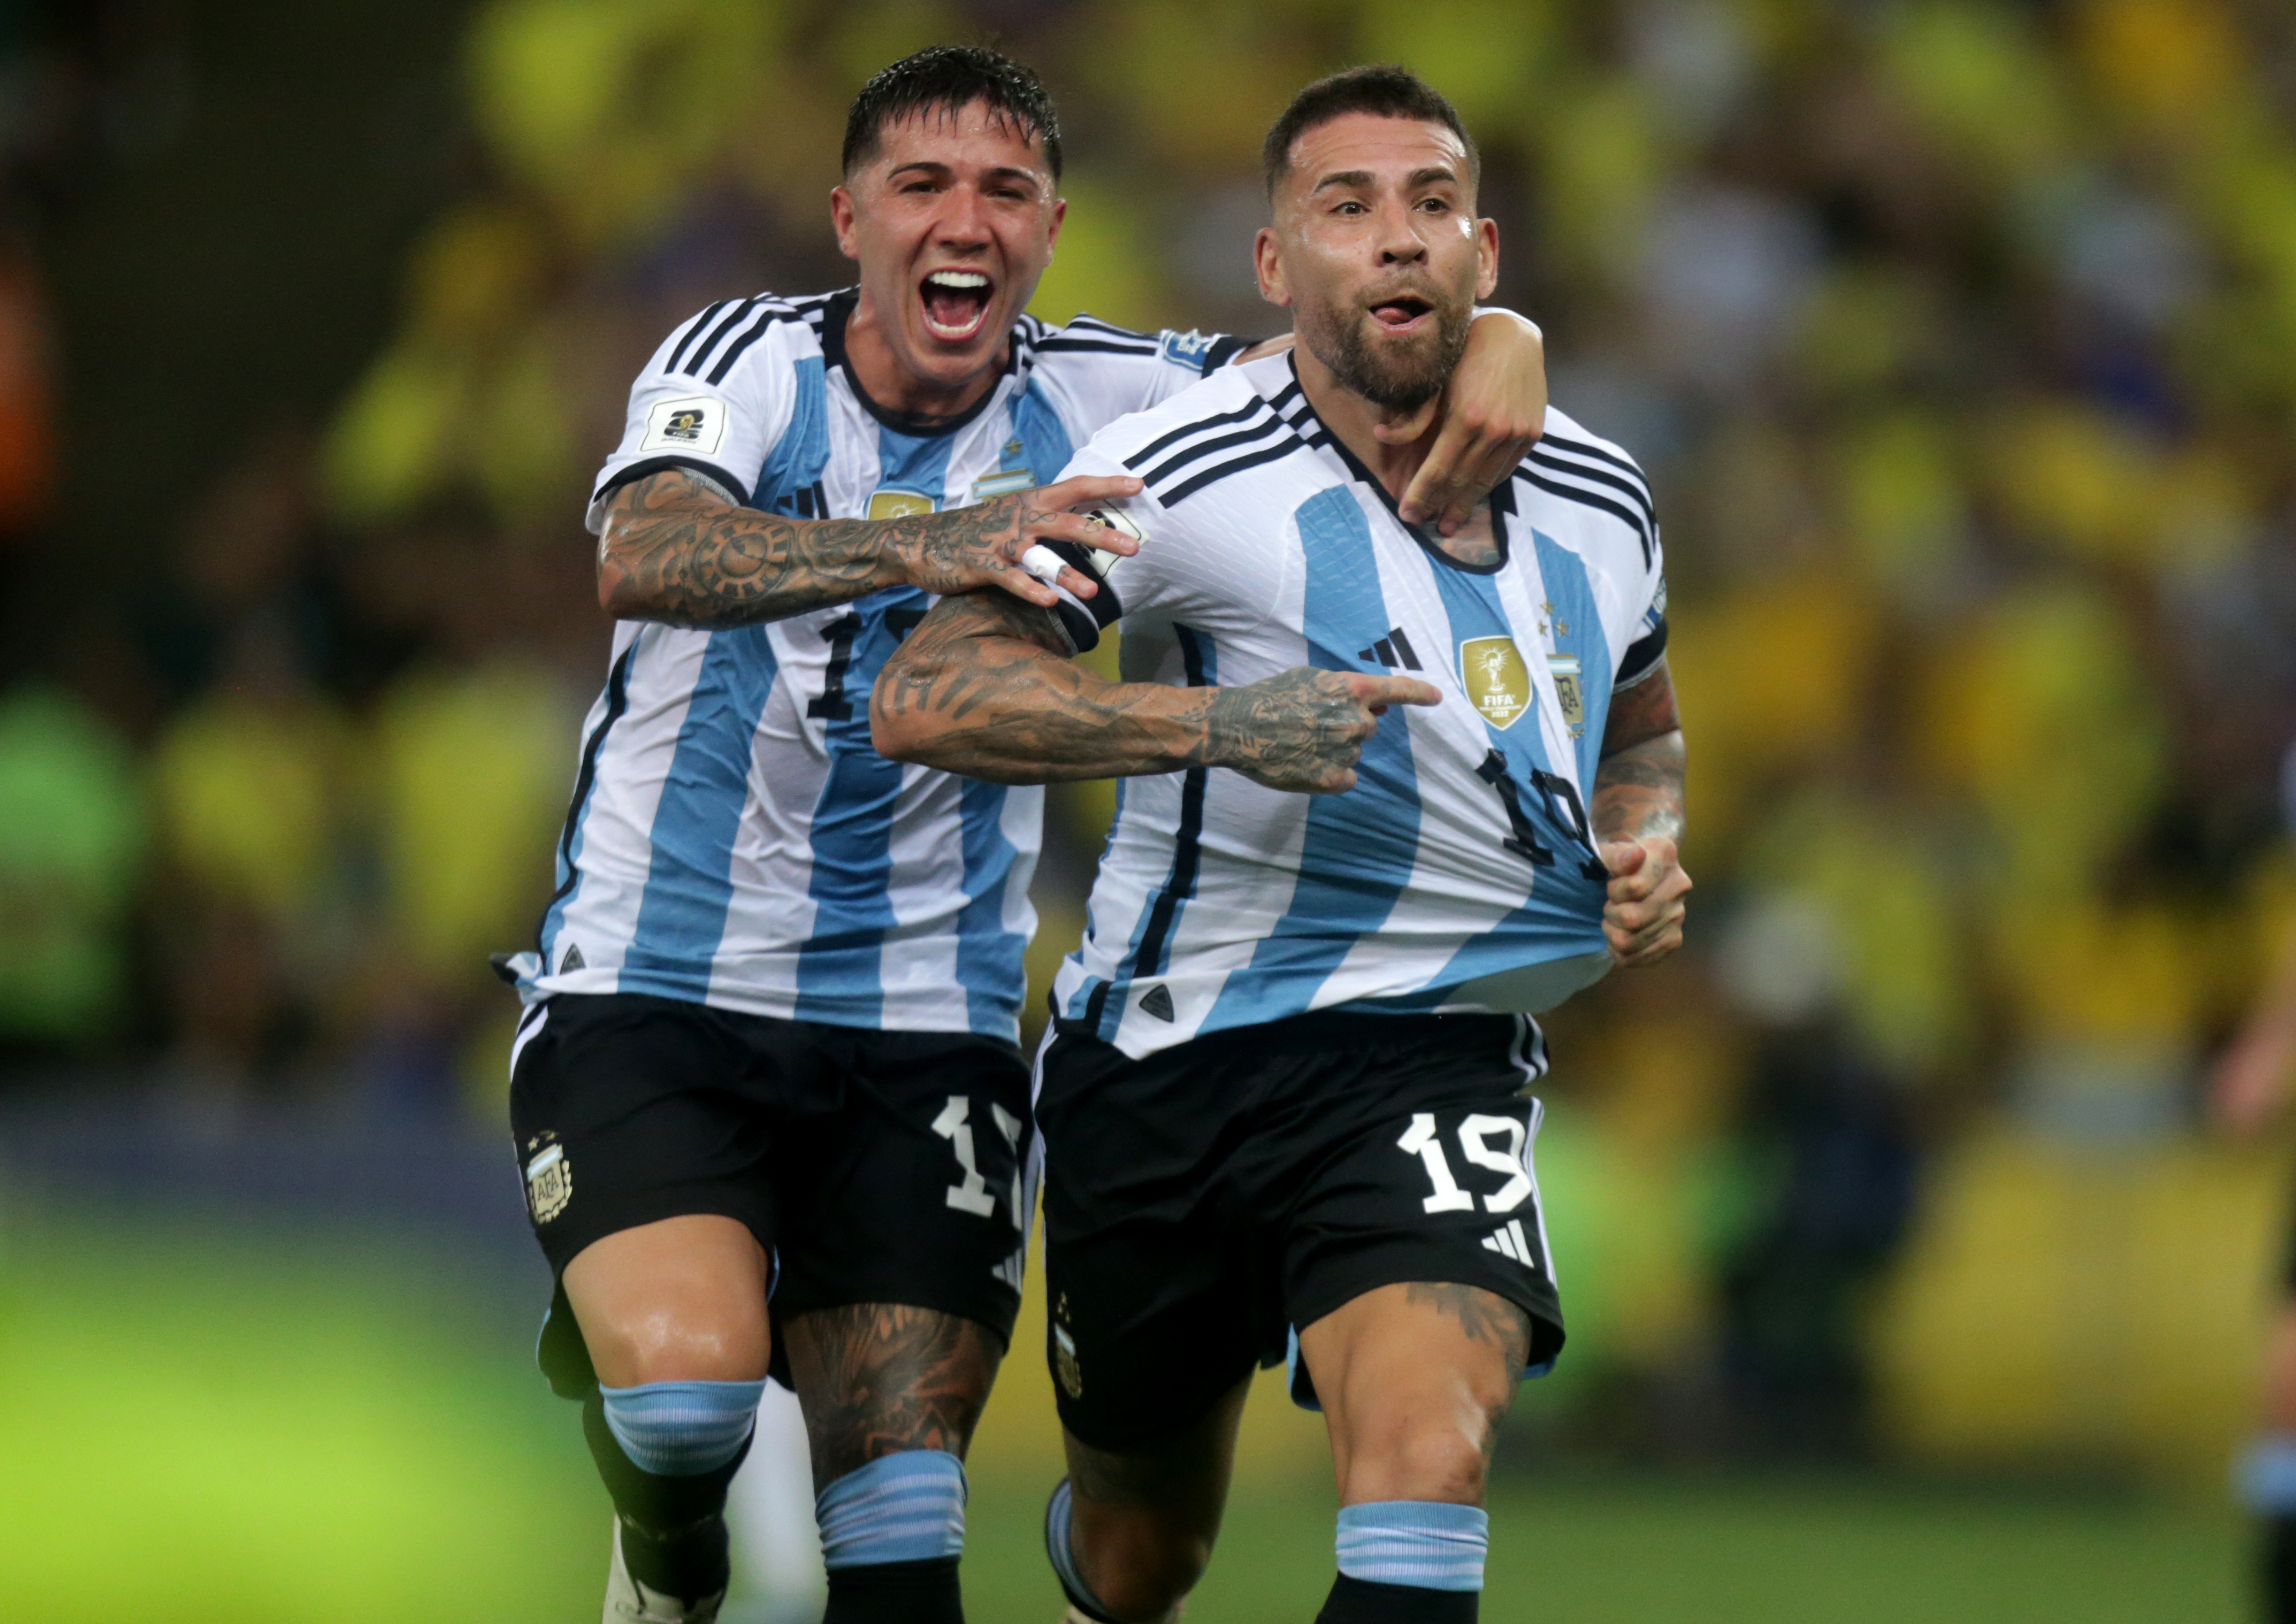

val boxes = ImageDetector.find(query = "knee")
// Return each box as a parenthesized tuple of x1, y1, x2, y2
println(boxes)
(586, 1308, 770, 1388)
(1344, 1417, 1491, 1508)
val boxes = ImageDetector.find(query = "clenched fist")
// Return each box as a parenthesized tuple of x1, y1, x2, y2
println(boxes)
(1599, 836, 1691, 967)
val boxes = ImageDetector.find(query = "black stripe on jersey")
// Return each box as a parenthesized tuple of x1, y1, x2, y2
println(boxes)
(1034, 338, 1164, 358)
(1123, 392, 1272, 471)
(593, 454, 746, 510)
(1129, 625, 1214, 982)
(682, 296, 764, 375)
(1540, 432, 1652, 505)
(1063, 315, 1158, 343)
(705, 305, 796, 385)
(1160, 434, 1310, 506)
(663, 301, 730, 374)
(1518, 469, 1654, 568)
(1530, 445, 1655, 531)
(1137, 406, 1286, 489)
(532, 635, 640, 955)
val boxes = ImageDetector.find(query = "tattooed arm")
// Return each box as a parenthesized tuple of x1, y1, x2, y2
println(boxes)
(871, 590, 1441, 792)
(1593, 659, 1690, 967)
(594, 466, 1147, 627)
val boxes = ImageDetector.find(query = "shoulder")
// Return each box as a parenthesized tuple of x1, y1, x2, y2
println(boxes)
(1082, 354, 1314, 506)
(1516, 406, 1659, 571)
(644, 289, 831, 389)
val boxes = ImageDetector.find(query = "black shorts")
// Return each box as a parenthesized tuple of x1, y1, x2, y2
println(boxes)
(1036, 1009, 1566, 1453)
(508, 993, 1030, 1393)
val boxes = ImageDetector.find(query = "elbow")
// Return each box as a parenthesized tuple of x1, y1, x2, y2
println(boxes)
(868, 668, 935, 765)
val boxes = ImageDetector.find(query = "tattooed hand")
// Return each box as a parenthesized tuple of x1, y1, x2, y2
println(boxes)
(596, 466, 1143, 628)
(1200, 668, 1442, 794)
(1593, 657, 1689, 966)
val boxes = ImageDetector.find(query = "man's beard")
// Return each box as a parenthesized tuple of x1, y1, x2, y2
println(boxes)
(1303, 290, 1474, 412)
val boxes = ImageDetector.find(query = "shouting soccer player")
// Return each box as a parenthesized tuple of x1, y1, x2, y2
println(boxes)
(875, 66, 1690, 1624)
(497, 47, 1552, 1624)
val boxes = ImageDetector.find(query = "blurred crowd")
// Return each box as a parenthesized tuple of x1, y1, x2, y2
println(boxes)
(2, 0, 2294, 1463)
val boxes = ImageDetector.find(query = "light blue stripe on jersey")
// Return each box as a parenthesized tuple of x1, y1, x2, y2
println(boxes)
(954, 776, 1025, 1034)
(622, 629, 783, 998)
(1011, 378, 1074, 491)
(1200, 488, 1420, 1029)
(1530, 526, 1612, 789)
(795, 422, 959, 1024)
(1420, 540, 1607, 983)
(537, 637, 640, 977)
(753, 355, 829, 512)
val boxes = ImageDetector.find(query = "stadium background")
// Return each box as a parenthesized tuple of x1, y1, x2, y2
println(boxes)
(0, 0, 2291, 1617)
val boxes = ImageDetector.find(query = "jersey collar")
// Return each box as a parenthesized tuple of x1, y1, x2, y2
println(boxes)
(820, 286, 1022, 439)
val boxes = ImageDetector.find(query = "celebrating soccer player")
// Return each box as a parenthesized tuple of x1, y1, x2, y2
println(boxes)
(496, 46, 1552, 1624)
(875, 66, 1691, 1624)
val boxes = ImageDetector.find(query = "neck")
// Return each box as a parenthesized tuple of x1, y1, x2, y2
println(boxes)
(1291, 338, 1444, 505)
(843, 286, 1005, 422)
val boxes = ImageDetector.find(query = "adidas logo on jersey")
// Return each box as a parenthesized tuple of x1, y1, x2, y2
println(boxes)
(1482, 1218, 1537, 1269)
(1357, 626, 1423, 671)
(1136, 983, 1175, 1021)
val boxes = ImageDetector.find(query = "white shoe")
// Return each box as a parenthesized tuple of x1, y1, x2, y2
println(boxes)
(603, 1519, 726, 1624)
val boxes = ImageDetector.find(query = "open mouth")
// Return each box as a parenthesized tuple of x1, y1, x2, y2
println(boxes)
(1368, 294, 1434, 333)
(920, 269, 994, 342)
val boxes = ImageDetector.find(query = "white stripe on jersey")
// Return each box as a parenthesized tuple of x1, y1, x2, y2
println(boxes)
(1048, 354, 1667, 1059)
(506, 288, 1230, 1041)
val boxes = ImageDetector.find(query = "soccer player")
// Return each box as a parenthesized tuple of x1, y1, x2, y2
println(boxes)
(2216, 744, 2296, 1623)
(496, 47, 1553, 1624)
(873, 66, 1690, 1624)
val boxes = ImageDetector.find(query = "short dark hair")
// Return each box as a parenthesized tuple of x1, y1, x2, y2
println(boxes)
(1261, 65, 1478, 199)
(842, 45, 1062, 182)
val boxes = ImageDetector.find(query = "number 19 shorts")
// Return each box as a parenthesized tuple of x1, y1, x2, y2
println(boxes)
(1035, 1009, 1566, 1452)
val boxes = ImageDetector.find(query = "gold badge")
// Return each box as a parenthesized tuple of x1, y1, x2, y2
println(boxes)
(867, 489, 936, 520)
(1459, 635, 1532, 729)
(1053, 1325, 1084, 1399)
(524, 1142, 572, 1224)
(1548, 654, 1584, 738)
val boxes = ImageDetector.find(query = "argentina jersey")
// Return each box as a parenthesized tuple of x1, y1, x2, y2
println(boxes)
(1047, 351, 1667, 1060)
(507, 288, 1243, 1040)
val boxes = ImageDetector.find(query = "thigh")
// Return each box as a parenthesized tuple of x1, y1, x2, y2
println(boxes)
(1036, 1031, 1266, 1454)
(768, 1029, 1034, 1346)
(564, 1213, 773, 1387)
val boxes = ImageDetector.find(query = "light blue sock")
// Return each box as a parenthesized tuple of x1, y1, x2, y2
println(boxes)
(2241, 1435, 2296, 1513)
(1044, 1477, 1113, 1619)
(597, 1379, 766, 1476)
(1336, 1500, 1490, 1592)
(815, 1450, 967, 1569)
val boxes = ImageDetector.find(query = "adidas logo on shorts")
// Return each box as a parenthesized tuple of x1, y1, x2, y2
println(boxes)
(1482, 1218, 1536, 1269)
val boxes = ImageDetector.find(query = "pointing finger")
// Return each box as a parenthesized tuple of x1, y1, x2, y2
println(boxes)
(1353, 675, 1443, 708)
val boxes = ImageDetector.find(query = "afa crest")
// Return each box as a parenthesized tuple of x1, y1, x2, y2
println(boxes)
(1548, 654, 1585, 738)
(867, 489, 936, 520)
(523, 1140, 572, 1224)
(1459, 635, 1532, 729)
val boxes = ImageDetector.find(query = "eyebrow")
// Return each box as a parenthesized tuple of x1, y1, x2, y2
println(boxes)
(885, 160, 1044, 193)
(1309, 164, 1461, 195)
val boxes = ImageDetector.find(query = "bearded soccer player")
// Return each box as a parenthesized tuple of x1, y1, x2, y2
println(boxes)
(496, 46, 1552, 1624)
(875, 67, 1690, 1624)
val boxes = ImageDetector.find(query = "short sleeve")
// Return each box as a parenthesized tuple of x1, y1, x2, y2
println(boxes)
(1026, 317, 1249, 443)
(1615, 532, 1669, 689)
(585, 297, 803, 533)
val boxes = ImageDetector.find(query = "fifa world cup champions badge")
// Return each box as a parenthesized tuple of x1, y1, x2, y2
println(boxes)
(1458, 636, 1532, 729)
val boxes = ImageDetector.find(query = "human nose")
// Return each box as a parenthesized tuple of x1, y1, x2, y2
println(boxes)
(933, 183, 993, 249)
(1376, 199, 1426, 264)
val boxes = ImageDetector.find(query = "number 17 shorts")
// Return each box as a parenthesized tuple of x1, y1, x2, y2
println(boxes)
(508, 991, 1031, 1392)
(1035, 1008, 1566, 1453)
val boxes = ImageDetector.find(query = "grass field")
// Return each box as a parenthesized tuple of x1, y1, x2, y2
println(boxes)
(0, 1208, 2249, 1622)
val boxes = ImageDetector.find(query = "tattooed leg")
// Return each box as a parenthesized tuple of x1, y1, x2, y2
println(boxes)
(779, 1302, 1003, 1483)
(1297, 1281, 1532, 1508)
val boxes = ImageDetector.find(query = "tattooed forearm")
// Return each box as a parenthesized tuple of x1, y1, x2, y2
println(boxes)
(873, 591, 1222, 782)
(1594, 659, 1685, 844)
(595, 468, 1112, 627)
(780, 1303, 1002, 1485)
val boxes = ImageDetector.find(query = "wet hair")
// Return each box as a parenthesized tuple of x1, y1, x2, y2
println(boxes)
(842, 45, 1062, 181)
(1261, 64, 1478, 199)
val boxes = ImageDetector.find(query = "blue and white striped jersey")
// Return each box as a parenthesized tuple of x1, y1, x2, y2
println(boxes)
(507, 289, 1241, 1040)
(1048, 353, 1669, 1060)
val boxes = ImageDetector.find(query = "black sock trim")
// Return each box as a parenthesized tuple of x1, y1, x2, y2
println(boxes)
(825, 1553, 963, 1623)
(1316, 1572, 1478, 1623)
